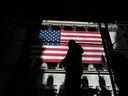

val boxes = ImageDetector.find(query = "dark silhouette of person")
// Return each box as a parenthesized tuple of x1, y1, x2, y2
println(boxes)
(80, 76, 89, 96)
(100, 86, 112, 96)
(80, 76, 99, 96)
(99, 76, 112, 96)
(62, 40, 84, 96)
(99, 76, 106, 88)
(81, 76, 89, 89)
(46, 75, 54, 88)
(44, 75, 56, 96)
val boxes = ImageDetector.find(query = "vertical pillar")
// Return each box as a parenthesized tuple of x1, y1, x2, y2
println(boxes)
(99, 23, 117, 96)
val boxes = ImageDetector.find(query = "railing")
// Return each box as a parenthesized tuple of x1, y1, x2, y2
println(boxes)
(41, 20, 118, 31)
(41, 68, 112, 75)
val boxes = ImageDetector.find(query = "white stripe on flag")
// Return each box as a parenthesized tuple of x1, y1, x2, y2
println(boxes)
(41, 56, 102, 61)
(61, 37, 102, 41)
(61, 33, 101, 37)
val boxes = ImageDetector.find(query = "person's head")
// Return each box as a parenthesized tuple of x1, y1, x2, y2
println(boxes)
(68, 40, 76, 47)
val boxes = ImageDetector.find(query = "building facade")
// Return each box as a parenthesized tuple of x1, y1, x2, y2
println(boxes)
(31, 20, 119, 96)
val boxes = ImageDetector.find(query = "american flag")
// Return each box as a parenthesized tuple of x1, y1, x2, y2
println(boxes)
(39, 28, 105, 64)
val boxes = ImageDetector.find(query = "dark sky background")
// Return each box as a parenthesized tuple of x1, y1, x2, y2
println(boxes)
(1, 1, 128, 22)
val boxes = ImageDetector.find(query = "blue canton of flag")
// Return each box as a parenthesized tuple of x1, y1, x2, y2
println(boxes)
(39, 28, 61, 46)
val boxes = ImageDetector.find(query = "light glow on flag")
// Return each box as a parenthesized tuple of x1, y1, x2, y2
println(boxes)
(39, 28, 105, 64)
